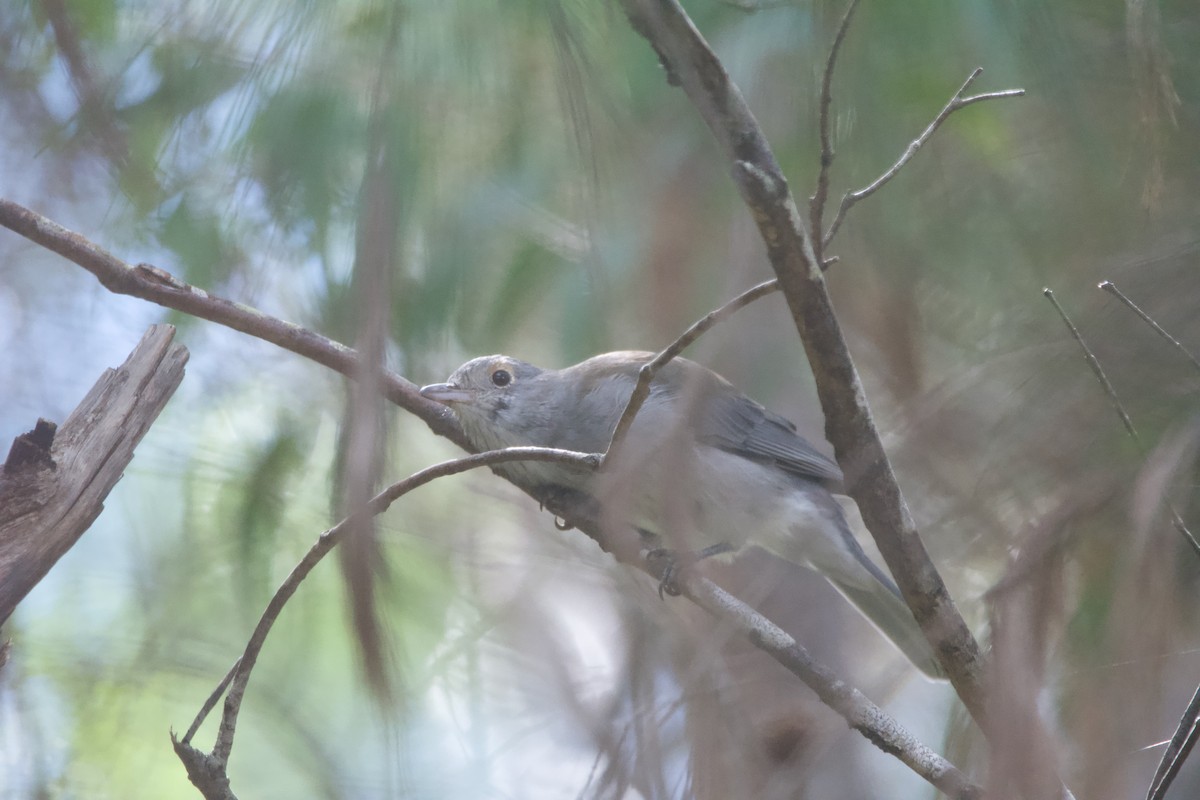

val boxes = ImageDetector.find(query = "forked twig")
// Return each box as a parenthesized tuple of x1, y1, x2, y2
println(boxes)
(823, 68, 1024, 246)
(181, 659, 240, 746)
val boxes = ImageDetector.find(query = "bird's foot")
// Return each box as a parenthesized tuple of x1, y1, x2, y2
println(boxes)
(645, 543, 734, 599)
(536, 485, 597, 531)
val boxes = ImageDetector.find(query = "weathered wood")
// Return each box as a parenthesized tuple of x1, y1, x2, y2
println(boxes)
(0, 324, 188, 623)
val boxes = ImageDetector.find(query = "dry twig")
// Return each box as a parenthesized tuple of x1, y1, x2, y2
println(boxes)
(1099, 280, 1200, 374)
(809, 0, 862, 266)
(603, 278, 780, 467)
(822, 68, 1025, 247)
(175, 447, 599, 798)
(1043, 288, 1200, 556)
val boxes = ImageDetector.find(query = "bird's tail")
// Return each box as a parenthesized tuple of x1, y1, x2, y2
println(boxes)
(824, 572, 945, 680)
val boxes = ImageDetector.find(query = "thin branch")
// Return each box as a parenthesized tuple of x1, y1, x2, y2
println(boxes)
(1099, 280, 1200, 375)
(1043, 288, 1200, 557)
(823, 68, 1025, 246)
(602, 278, 780, 468)
(665, 566, 982, 800)
(1147, 682, 1200, 800)
(809, 0, 861, 266)
(181, 659, 240, 746)
(1043, 288, 1140, 439)
(204, 447, 599, 766)
(0, 198, 468, 450)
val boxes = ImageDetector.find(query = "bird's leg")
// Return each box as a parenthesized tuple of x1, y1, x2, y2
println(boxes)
(646, 542, 735, 599)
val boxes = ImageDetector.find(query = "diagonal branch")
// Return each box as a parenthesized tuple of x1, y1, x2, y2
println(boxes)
(667, 567, 981, 799)
(1146, 682, 1200, 800)
(1044, 288, 1200, 556)
(618, 0, 987, 718)
(1099, 280, 1200, 375)
(0, 198, 467, 449)
(603, 278, 780, 467)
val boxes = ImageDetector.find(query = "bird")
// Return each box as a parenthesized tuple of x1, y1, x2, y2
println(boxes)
(420, 350, 943, 678)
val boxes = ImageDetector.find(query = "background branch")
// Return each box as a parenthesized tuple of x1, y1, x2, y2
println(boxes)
(822, 67, 1025, 247)
(666, 567, 981, 799)
(1099, 280, 1200, 374)
(1044, 287, 1200, 555)
(809, 0, 861, 266)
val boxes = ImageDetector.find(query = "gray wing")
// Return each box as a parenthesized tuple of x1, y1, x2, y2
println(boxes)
(697, 388, 844, 489)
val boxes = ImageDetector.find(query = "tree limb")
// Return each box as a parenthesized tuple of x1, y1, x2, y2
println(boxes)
(617, 0, 987, 719)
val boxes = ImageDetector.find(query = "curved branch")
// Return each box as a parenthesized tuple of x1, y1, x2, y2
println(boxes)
(603, 278, 780, 467)
(201, 447, 600, 767)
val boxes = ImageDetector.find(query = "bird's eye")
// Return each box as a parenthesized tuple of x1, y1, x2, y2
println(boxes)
(490, 368, 512, 387)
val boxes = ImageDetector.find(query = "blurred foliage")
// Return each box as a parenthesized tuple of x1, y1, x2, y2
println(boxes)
(1, 0, 1199, 797)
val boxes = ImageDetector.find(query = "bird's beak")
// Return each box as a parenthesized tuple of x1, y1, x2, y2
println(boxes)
(419, 382, 475, 405)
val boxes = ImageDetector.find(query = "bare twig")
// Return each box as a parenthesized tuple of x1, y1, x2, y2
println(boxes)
(181, 659, 240, 746)
(198, 447, 598, 767)
(1147, 682, 1200, 800)
(822, 68, 1025, 246)
(1043, 288, 1139, 439)
(809, 0, 862, 266)
(1043, 288, 1200, 557)
(0, 199, 467, 450)
(602, 278, 780, 467)
(1099, 280, 1200, 374)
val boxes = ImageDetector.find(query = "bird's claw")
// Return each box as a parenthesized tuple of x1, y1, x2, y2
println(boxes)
(646, 542, 736, 599)
(646, 548, 686, 599)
